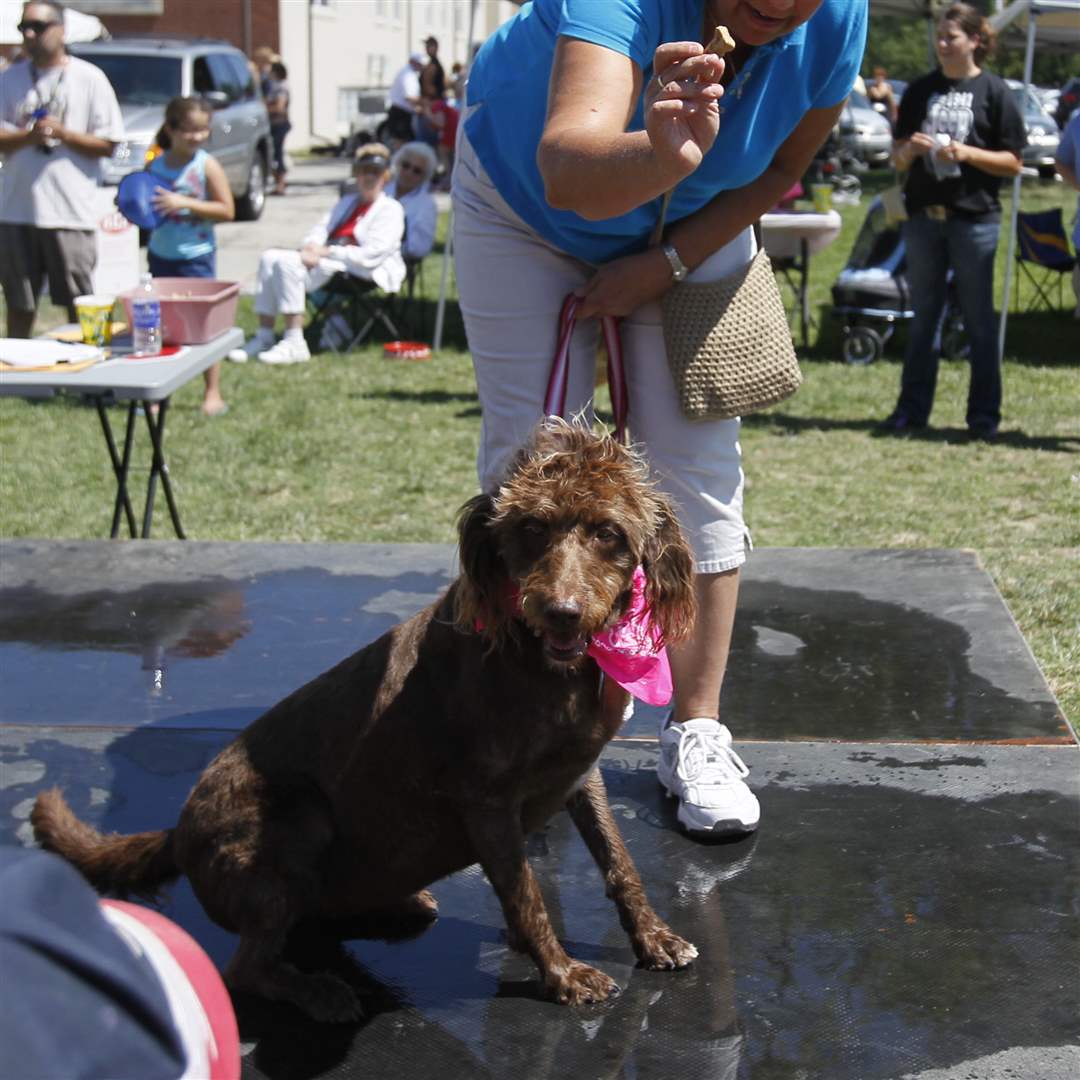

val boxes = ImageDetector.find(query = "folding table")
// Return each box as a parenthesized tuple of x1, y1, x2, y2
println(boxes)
(760, 209, 843, 347)
(0, 327, 242, 539)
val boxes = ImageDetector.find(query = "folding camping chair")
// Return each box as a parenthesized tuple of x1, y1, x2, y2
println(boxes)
(1014, 208, 1076, 314)
(304, 274, 402, 354)
(390, 256, 427, 342)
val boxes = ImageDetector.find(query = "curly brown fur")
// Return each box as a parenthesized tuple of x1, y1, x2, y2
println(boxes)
(32, 418, 698, 1022)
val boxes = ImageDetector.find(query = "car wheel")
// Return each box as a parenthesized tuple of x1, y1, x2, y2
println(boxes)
(843, 325, 881, 365)
(236, 151, 267, 221)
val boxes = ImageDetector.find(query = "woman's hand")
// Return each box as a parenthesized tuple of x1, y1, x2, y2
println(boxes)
(645, 42, 726, 175)
(299, 244, 327, 269)
(574, 248, 673, 320)
(906, 132, 937, 158)
(938, 139, 970, 165)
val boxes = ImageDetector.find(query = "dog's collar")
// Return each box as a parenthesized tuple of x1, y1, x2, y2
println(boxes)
(478, 566, 672, 707)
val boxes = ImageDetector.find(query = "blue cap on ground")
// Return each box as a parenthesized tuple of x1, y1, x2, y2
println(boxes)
(116, 171, 169, 231)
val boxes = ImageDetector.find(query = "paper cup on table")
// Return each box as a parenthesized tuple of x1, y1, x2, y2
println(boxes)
(75, 295, 116, 347)
(811, 184, 832, 214)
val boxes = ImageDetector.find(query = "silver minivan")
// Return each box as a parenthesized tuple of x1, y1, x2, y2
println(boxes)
(70, 37, 271, 220)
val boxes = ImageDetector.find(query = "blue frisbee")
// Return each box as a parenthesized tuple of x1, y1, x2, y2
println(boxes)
(116, 171, 170, 231)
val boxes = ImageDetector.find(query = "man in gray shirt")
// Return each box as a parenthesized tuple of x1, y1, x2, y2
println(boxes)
(0, 1, 123, 336)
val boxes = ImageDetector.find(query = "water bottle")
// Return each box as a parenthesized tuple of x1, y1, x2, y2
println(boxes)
(931, 132, 962, 180)
(131, 273, 162, 356)
(30, 106, 55, 153)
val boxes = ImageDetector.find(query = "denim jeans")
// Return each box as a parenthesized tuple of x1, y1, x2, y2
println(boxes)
(896, 212, 1002, 429)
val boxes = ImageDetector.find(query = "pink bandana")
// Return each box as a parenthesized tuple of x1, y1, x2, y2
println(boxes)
(587, 566, 672, 706)
(479, 566, 672, 706)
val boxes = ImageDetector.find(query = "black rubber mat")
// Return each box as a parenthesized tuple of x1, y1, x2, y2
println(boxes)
(1, 541, 1076, 1079)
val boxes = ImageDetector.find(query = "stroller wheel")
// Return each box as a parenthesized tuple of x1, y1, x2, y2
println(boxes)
(843, 325, 882, 365)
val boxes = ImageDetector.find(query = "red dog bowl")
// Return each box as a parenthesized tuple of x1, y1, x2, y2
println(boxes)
(383, 340, 432, 361)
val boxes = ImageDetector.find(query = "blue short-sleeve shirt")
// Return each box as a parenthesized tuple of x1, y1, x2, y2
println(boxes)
(465, 0, 867, 263)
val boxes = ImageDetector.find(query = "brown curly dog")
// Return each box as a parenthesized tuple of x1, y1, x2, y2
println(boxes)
(31, 418, 698, 1022)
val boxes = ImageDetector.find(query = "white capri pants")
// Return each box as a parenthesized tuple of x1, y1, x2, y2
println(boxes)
(252, 248, 370, 318)
(452, 125, 752, 574)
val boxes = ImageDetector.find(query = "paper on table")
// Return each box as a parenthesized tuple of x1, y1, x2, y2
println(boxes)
(0, 339, 104, 366)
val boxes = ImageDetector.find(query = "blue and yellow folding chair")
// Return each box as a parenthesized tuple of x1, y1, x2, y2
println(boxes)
(1015, 208, 1076, 314)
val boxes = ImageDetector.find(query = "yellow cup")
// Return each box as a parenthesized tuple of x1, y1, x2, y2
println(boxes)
(811, 184, 832, 214)
(75, 295, 116, 347)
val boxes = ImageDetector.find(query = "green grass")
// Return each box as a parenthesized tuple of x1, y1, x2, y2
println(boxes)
(2, 174, 1077, 724)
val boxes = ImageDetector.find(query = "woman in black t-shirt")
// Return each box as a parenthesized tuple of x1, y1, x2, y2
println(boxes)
(878, 2, 1025, 441)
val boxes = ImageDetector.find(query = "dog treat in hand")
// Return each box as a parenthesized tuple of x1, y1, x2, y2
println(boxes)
(706, 25, 736, 57)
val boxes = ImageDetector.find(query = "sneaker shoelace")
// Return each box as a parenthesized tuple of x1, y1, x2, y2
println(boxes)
(677, 727, 750, 785)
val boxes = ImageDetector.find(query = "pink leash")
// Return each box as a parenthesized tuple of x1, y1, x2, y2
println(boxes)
(543, 294, 628, 442)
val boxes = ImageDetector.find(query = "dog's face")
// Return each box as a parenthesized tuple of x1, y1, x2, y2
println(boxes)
(455, 419, 696, 666)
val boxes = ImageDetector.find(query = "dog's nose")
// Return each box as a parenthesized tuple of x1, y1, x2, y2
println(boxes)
(545, 598, 583, 631)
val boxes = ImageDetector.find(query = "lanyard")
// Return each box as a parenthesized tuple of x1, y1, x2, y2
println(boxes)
(29, 59, 67, 115)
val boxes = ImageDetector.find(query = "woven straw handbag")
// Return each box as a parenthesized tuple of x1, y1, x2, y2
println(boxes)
(660, 246, 801, 421)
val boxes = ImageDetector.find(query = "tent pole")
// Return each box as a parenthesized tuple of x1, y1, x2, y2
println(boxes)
(997, 10, 1038, 361)
(434, 0, 478, 351)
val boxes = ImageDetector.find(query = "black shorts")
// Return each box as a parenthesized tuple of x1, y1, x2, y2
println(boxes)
(0, 223, 96, 311)
(385, 105, 416, 143)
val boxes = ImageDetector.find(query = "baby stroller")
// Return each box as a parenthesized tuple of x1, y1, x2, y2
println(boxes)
(831, 196, 965, 364)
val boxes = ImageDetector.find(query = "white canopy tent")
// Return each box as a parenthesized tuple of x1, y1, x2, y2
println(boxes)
(0, 3, 109, 46)
(992, 0, 1080, 359)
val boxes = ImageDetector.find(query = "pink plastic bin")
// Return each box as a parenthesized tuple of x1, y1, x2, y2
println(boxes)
(120, 279, 240, 346)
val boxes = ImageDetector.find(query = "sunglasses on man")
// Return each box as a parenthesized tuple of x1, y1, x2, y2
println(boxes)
(18, 19, 59, 34)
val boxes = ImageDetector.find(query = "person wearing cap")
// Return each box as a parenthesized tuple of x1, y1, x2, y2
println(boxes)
(230, 144, 405, 365)
(0, 0, 123, 337)
(386, 51, 425, 148)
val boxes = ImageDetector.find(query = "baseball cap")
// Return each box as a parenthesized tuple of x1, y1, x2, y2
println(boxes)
(409, 51, 425, 65)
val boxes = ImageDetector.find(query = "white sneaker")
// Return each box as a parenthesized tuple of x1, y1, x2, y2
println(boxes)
(228, 335, 274, 363)
(257, 338, 310, 365)
(657, 717, 760, 838)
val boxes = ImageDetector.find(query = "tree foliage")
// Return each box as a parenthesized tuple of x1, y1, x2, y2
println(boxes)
(864, 14, 1080, 88)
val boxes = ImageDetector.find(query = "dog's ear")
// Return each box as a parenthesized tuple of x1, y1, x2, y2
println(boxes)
(453, 493, 506, 637)
(642, 498, 696, 646)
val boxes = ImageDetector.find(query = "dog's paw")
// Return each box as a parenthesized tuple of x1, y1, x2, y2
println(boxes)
(543, 961, 621, 1005)
(296, 972, 365, 1024)
(634, 922, 698, 970)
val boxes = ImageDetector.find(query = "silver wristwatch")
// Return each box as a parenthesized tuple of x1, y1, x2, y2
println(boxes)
(660, 241, 689, 282)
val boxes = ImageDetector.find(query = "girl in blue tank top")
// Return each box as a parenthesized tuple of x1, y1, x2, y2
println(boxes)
(146, 96, 235, 416)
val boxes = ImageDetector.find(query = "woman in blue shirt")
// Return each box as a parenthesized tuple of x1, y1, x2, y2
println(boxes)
(453, 0, 866, 841)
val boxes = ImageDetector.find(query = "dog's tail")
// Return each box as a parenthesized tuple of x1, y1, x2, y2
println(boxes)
(30, 787, 179, 901)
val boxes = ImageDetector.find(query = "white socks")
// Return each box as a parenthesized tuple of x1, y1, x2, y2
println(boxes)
(283, 327, 305, 344)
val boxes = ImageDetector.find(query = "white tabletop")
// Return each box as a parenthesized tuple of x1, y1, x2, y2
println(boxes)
(760, 210, 844, 260)
(0, 327, 243, 402)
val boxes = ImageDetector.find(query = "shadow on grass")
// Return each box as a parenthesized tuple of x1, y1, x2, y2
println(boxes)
(745, 410, 1080, 452)
(800, 302, 1079, 368)
(362, 389, 479, 407)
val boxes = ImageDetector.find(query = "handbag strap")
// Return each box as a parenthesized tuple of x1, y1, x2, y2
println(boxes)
(650, 190, 764, 256)
(544, 294, 627, 443)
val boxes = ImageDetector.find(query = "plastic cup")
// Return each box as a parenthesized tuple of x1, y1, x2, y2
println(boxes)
(811, 184, 832, 214)
(75, 295, 116, 347)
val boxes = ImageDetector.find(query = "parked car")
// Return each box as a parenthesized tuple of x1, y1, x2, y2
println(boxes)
(1005, 79, 1061, 177)
(69, 37, 271, 220)
(342, 88, 391, 156)
(838, 91, 892, 166)
(1033, 85, 1060, 122)
(1054, 76, 1080, 130)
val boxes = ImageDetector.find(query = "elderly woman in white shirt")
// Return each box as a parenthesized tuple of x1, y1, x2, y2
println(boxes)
(230, 143, 406, 365)
(385, 141, 438, 261)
